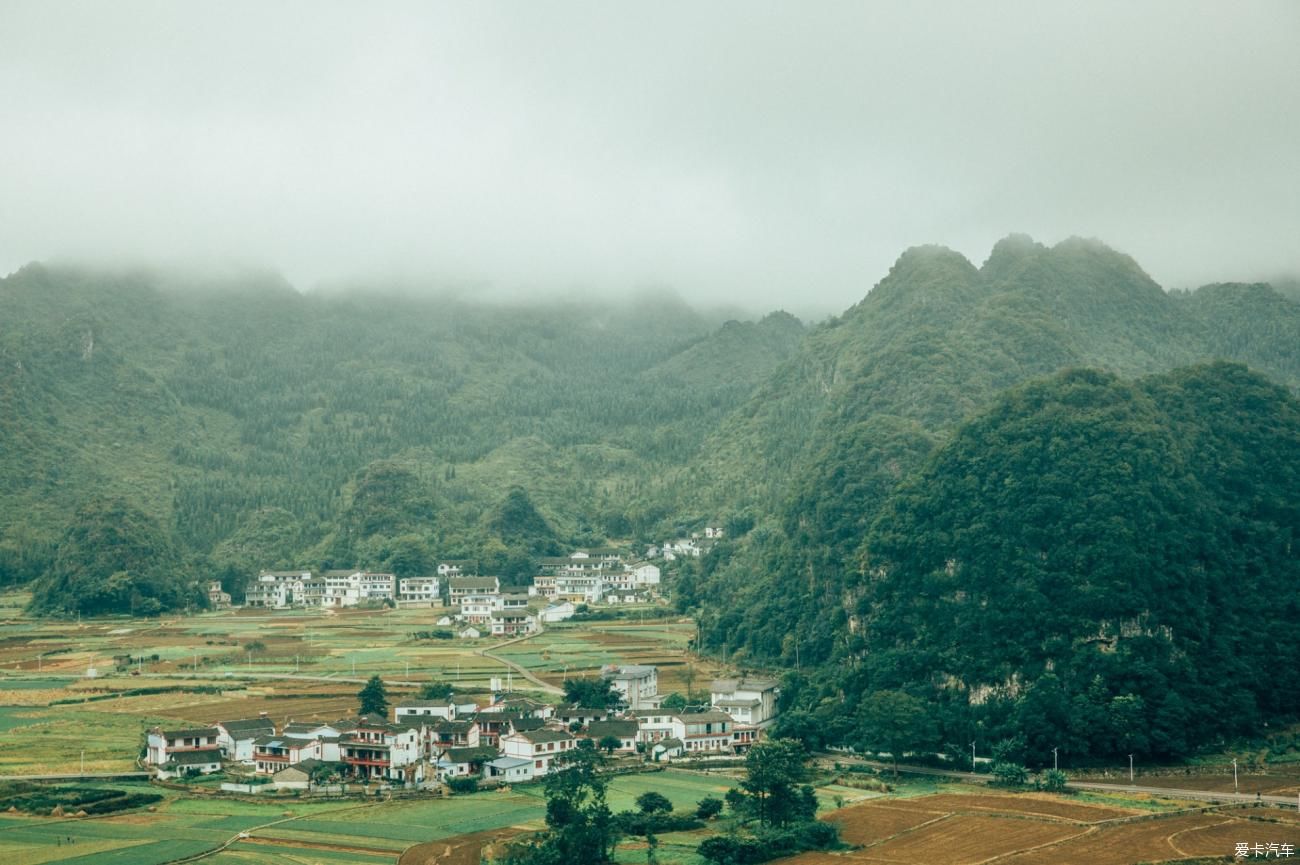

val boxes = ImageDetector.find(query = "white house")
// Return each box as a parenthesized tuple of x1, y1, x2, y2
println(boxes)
(458, 626, 482, 640)
(539, 601, 576, 623)
(490, 611, 538, 637)
(584, 719, 639, 753)
(340, 715, 424, 785)
(322, 570, 363, 607)
(634, 711, 734, 754)
(146, 726, 222, 767)
(252, 735, 321, 774)
(603, 665, 658, 710)
(216, 717, 275, 762)
(485, 755, 535, 783)
(360, 571, 396, 602)
(156, 749, 223, 778)
(398, 576, 440, 605)
(630, 562, 661, 587)
(710, 678, 780, 727)
(501, 728, 577, 776)
(449, 576, 500, 606)
(554, 572, 604, 604)
(395, 698, 459, 722)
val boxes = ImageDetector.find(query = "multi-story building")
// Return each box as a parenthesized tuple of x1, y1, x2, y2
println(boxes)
(215, 717, 275, 762)
(322, 570, 363, 607)
(146, 726, 222, 767)
(360, 571, 396, 602)
(603, 665, 658, 710)
(448, 576, 500, 606)
(633, 710, 734, 754)
(339, 715, 424, 784)
(554, 572, 604, 604)
(710, 678, 780, 727)
(252, 735, 321, 774)
(490, 610, 538, 637)
(501, 727, 577, 775)
(397, 576, 440, 604)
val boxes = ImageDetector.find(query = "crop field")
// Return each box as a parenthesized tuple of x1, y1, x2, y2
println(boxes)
(1079, 770, 1300, 797)
(495, 620, 725, 696)
(0, 597, 709, 775)
(783, 790, 1300, 865)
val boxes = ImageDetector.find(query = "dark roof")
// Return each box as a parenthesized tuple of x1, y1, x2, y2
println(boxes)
(220, 718, 275, 735)
(450, 577, 498, 590)
(679, 711, 733, 724)
(509, 717, 546, 732)
(166, 748, 222, 765)
(517, 728, 573, 744)
(587, 720, 638, 739)
(432, 719, 474, 733)
(445, 746, 499, 763)
(163, 727, 219, 739)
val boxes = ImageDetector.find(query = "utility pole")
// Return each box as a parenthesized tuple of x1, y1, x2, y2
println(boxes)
(1233, 758, 1239, 794)
(971, 742, 977, 773)
(1128, 754, 1134, 786)
(1052, 747, 1059, 772)
(80, 750, 85, 774)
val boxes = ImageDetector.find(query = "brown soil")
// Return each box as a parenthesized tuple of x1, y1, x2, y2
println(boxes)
(398, 827, 528, 865)
(241, 835, 398, 855)
(910, 792, 1138, 822)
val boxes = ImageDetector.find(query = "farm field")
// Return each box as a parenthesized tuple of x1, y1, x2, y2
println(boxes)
(0, 770, 736, 865)
(785, 789, 1300, 865)
(0, 594, 710, 775)
(1078, 770, 1300, 797)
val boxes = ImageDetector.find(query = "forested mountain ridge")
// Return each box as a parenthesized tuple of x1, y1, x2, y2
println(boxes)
(849, 362, 1298, 761)
(0, 262, 806, 606)
(687, 235, 1300, 669)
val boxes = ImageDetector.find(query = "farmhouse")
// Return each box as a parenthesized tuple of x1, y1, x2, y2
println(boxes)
(484, 755, 535, 783)
(397, 576, 440, 605)
(501, 727, 577, 776)
(585, 719, 639, 753)
(339, 715, 423, 783)
(146, 726, 221, 767)
(216, 717, 275, 762)
(710, 677, 780, 726)
(253, 735, 320, 774)
(157, 748, 223, 778)
(603, 664, 658, 710)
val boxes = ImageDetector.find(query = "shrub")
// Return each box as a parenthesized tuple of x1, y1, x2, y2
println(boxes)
(992, 762, 1029, 787)
(696, 795, 724, 819)
(447, 776, 480, 794)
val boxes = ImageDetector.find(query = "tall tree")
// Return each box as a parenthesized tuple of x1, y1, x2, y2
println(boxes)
(358, 674, 389, 716)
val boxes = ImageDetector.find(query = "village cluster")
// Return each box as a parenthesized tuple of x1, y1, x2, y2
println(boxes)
(144, 666, 778, 791)
(226, 536, 723, 638)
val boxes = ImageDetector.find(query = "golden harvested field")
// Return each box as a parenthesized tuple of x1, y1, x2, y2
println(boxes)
(784, 793, 1300, 865)
(906, 792, 1138, 822)
(1083, 772, 1300, 796)
(851, 814, 1087, 864)
(827, 801, 949, 846)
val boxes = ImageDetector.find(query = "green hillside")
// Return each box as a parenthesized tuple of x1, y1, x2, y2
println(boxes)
(690, 236, 1300, 672)
(0, 263, 804, 596)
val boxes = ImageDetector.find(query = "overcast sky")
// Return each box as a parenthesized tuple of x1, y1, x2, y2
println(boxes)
(1, 1, 1297, 312)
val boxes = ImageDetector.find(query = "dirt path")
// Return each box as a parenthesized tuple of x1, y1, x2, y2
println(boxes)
(477, 627, 563, 695)
(398, 827, 528, 865)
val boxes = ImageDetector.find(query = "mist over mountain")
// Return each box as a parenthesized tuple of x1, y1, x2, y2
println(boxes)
(4, 233, 1299, 760)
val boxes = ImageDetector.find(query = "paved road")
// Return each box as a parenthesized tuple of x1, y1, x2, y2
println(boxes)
(820, 754, 1300, 809)
(477, 627, 564, 695)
